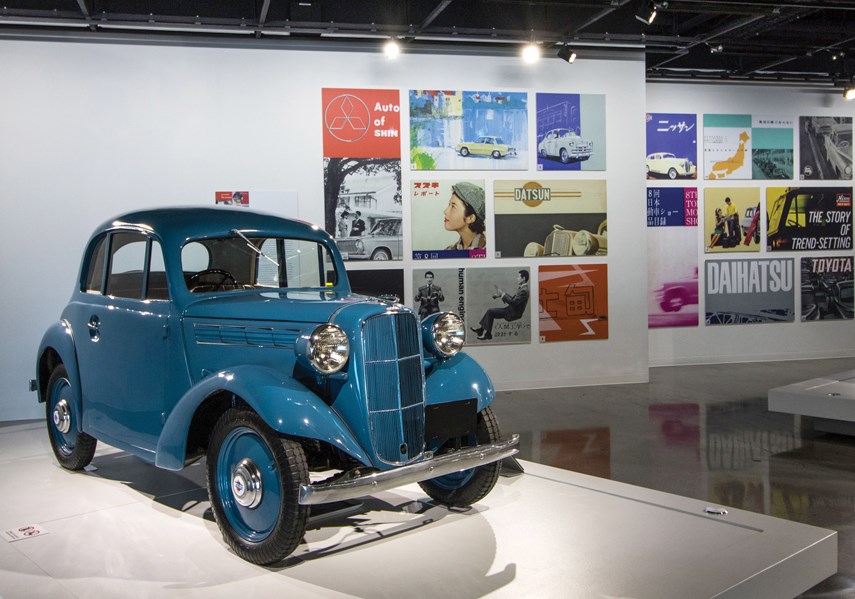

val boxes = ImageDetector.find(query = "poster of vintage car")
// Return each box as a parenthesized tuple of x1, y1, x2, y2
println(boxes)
(410, 178, 487, 259)
(766, 187, 853, 252)
(648, 227, 699, 328)
(465, 267, 532, 345)
(412, 268, 459, 320)
(535, 93, 605, 171)
(703, 187, 761, 253)
(800, 256, 854, 321)
(538, 263, 608, 342)
(645, 113, 697, 180)
(703, 114, 793, 180)
(647, 187, 698, 227)
(409, 89, 528, 170)
(348, 268, 404, 303)
(704, 258, 795, 325)
(322, 88, 402, 260)
(798, 116, 853, 180)
(493, 179, 607, 258)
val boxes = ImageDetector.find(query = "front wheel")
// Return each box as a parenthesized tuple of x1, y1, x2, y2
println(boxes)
(46, 365, 97, 470)
(559, 147, 570, 164)
(207, 408, 309, 565)
(491, 150, 502, 159)
(668, 167, 678, 179)
(459, 147, 470, 157)
(419, 406, 502, 508)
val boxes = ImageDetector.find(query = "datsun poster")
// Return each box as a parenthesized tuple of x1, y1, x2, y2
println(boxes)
(766, 187, 853, 252)
(798, 116, 852, 180)
(536, 93, 606, 171)
(800, 256, 854, 321)
(647, 187, 698, 227)
(703, 114, 793, 180)
(538, 264, 608, 342)
(409, 90, 528, 170)
(703, 187, 761, 253)
(704, 258, 795, 325)
(494, 179, 607, 258)
(410, 178, 487, 260)
(645, 113, 697, 180)
(648, 228, 699, 328)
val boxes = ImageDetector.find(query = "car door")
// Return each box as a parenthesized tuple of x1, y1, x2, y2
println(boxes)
(72, 230, 181, 457)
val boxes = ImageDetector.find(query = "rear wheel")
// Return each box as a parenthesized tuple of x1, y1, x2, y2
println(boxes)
(46, 365, 97, 470)
(371, 248, 391, 260)
(419, 407, 502, 508)
(207, 408, 309, 565)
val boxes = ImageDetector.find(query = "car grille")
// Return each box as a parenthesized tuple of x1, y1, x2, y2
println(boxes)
(336, 239, 361, 253)
(362, 311, 425, 464)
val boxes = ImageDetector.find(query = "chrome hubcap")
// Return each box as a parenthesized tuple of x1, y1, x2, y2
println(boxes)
(53, 399, 71, 434)
(231, 459, 263, 509)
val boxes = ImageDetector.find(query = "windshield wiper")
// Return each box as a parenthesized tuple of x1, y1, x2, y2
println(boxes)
(231, 229, 279, 268)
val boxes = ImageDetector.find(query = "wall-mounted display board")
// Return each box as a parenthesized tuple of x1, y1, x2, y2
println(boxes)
(409, 90, 528, 171)
(410, 178, 487, 259)
(704, 258, 795, 325)
(703, 114, 793, 180)
(798, 116, 853, 180)
(703, 187, 762, 253)
(538, 264, 609, 342)
(535, 93, 606, 171)
(494, 179, 607, 258)
(766, 187, 853, 252)
(800, 256, 854, 321)
(645, 113, 697, 180)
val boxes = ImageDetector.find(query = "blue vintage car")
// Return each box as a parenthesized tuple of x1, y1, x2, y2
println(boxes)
(35, 207, 518, 564)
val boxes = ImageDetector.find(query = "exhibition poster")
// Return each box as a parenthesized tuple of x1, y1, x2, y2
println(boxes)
(766, 187, 853, 252)
(647, 187, 698, 227)
(321, 88, 402, 260)
(409, 89, 528, 170)
(465, 267, 532, 346)
(410, 178, 488, 259)
(493, 179, 607, 258)
(648, 228, 699, 328)
(704, 258, 795, 325)
(645, 113, 697, 180)
(703, 114, 793, 180)
(412, 268, 458, 320)
(348, 268, 404, 303)
(538, 264, 608, 342)
(535, 93, 606, 171)
(214, 191, 250, 206)
(703, 187, 761, 253)
(800, 256, 854, 321)
(798, 116, 853, 180)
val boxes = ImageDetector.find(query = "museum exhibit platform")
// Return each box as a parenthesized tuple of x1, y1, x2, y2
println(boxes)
(0, 420, 836, 598)
(769, 369, 855, 435)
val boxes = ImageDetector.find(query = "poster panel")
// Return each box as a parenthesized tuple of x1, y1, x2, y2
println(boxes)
(752, 117, 794, 179)
(798, 116, 853, 180)
(538, 264, 608, 342)
(536, 93, 606, 171)
(322, 88, 401, 159)
(703, 187, 761, 253)
(348, 269, 404, 303)
(464, 267, 532, 346)
(410, 178, 487, 259)
(494, 179, 607, 258)
(766, 187, 853, 252)
(647, 187, 698, 227)
(703, 115, 793, 180)
(409, 90, 528, 170)
(800, 256, 854, 321)
(645, 113, 697, 180)
(648, 228, 699, 328)
(214, 191, 250, 206)
(704, 258, 795, 325)
(412, 268, 459, 320)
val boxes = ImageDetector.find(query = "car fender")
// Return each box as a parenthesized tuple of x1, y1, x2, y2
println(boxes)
(425, 353, 494, 412)
(36, 320, 82, 408)
(155, 365, 370, 470)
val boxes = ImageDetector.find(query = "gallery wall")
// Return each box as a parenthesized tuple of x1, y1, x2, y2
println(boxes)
(0, 38, 648, 421)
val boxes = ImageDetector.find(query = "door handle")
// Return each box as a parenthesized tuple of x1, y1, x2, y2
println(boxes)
(88, 315, 101, 341)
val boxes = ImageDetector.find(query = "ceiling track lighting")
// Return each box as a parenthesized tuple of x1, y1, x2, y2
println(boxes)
(383, 37, 400, 59)
(522, 41, 541, 64)
(844, 85, 855, 101)
(635, 0, 657, 25)
(557, 46, 577, 63)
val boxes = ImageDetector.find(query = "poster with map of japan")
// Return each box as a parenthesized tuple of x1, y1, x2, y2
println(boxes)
(703, 114, 793, 180)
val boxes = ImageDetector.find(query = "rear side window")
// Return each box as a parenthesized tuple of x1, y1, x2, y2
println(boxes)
(84, 236, 107, 294)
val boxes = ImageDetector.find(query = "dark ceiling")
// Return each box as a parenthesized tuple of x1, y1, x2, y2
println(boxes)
(3, 0, 855, 87)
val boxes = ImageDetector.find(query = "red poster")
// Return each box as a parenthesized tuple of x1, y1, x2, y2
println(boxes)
(538, 264, 608, 341)
(322, 88, 401, 158)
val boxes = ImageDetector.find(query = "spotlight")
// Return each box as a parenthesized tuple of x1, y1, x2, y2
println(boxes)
(844, 86, 855, 101)
(635, 0, 657, 25)
(522, 43, 541, 64)
(557, 46, 577, 63)
(383, 38, 400, 59)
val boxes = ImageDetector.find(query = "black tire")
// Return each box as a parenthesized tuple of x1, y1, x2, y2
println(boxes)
(46, 365, 97, 470)
(459, 147, 470, 157)
(491, 150, 501, 159)
(207, 408, 309, 565)
(559, 147, 570, 164)
(419, 406, 502, 508)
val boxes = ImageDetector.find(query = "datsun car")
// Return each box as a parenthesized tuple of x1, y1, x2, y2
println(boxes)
(336, 217, 402, 261)
(35, 207, 518, 565)
(537, 128, 593, 163)
(455, 136, 516, 159)
(645, 152, 697, 179)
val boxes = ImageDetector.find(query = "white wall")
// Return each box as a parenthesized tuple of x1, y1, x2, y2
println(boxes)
(0, 39, 648, 421)
(647, 82, 855, 366)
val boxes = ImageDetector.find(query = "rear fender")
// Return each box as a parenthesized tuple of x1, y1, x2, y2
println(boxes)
(36, 320, 82, 409)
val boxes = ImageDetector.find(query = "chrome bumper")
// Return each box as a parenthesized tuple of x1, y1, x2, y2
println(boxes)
(298, 434, 520, 505)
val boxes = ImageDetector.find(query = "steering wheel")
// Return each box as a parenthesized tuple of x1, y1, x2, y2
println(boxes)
(188, 268, 238, 292)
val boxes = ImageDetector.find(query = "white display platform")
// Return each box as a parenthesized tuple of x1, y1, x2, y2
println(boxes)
(0, 422, 837, 598)
(769, 369, 855, 435)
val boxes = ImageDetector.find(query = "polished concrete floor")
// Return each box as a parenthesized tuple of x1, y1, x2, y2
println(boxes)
(491, 357, 855, 599)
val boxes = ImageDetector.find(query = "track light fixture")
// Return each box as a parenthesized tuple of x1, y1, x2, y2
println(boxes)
(383, 38, 400, 59)
(844, 85, 855, 101)
(635, 0, 657, 25)
(557, 46, 577, 64)
(522, 42, 541, 64)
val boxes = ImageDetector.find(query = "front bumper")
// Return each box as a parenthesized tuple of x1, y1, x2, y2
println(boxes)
(298, 434, 520, 505)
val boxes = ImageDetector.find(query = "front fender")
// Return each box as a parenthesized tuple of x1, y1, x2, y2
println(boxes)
(425, 352, 494, 412)
(155, 365, 370, 471)
(36, 320, 82, 407)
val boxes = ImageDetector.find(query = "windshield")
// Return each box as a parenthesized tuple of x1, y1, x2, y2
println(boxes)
(181, 234, 337, 293)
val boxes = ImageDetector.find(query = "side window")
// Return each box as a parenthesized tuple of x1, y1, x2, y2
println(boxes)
(284, 240, 334, 288)
(84, 236, 107, 294)
(106, 232, 147, 299)
(146, 240, 169, 300)
(257, 238, 280, 287)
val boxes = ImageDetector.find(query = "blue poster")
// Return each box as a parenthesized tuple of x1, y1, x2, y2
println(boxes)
(536, 93, 606, 171)
(647, 187, 698, 227)
(645, 113, 697, 180)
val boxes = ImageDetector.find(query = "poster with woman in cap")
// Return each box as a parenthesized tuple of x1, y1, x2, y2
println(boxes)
(411, 178, 488, 259)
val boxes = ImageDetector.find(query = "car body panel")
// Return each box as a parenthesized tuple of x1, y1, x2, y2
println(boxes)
(336, 217, 402, 260)
(646, 152, 697, 178)
(455, 136, 516, 158)
(538, 128, 593, 162)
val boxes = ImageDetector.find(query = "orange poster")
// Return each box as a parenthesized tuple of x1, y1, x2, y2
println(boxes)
(322, 88, 401, 159)
(538, 264, 608, 342)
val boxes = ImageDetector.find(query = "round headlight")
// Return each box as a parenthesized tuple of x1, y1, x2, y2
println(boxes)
(305, 324, 349, 374)
(431, 312, 465, 358)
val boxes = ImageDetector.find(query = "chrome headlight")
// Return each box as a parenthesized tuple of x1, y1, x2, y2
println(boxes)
(423, 312, 465, 358)
(296, 324, 350, 374)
